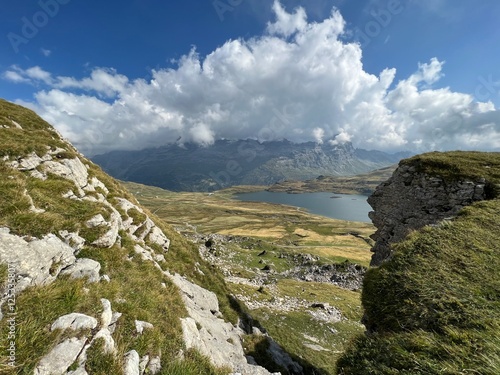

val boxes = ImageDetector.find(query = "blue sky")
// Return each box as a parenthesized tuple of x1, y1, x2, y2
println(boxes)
(1, 0, 500, 155)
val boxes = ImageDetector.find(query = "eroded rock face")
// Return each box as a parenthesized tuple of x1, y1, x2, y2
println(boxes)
(0, 228, 76, 292)
(169, 273, 284, 375)
(368, 163, 490, 266)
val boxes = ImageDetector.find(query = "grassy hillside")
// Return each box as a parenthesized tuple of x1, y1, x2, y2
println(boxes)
(125, 181, 375, 374)
(337, 152, 500, 374)
(0, 99, 234, 374)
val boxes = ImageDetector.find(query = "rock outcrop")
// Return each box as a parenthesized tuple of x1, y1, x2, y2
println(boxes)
(337, 152, 500, 374)
(0, 99, 291, 375)
(368, 155, 499, 265)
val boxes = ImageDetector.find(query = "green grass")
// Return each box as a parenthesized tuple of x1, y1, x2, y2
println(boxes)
(402, 151, 500, 189)
(337, 198, 500, 374)
(228, 279, 365, 374)
(0, 99, 243, 374)
(85, 338, 122, 375)
(124, 178, 376, 374)
(336, 152, 500, 374)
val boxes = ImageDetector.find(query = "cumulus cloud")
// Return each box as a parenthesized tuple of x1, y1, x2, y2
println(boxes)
(267, 1, 308, 37)
(3, 0, 499, 156)
(313, 127, 325, 144)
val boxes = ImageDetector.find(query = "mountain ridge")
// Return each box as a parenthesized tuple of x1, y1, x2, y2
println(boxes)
(92, 140, 410, 192)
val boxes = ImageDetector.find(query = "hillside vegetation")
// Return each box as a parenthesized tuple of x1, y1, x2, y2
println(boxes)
(337, 152, 500, 374)
(125, 181, 375, 374)
(0, 99, 235, 374)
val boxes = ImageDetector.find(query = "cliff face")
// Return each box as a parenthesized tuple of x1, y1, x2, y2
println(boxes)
(336, 151, 500, 375)
(368, 154, 499, 266)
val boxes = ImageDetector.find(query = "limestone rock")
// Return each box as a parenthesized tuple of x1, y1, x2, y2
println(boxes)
(11, 119, 23, 129)
(368, 163, 491, 265)
(100, 298, 113, 327)
(108, 312, 122, 334)
(90, 177, 109, 195)
(101, 274, 111, 282)
(91, 208, 122, 248)
(86, 214, 107, 228)
(116, 197, 140, 212)
(59, 230, 86, 251)
(135, 320, 154, 335)
(0, 228, 75, 294)
(123, 350, 140, 375)
(134, 244, 154, 261)
(51, 313, 98, 331)
(92, 328, 115, 353)
(34, 337, 87, 375)
(8, 151, 52, 171)
(43, 158, 89, 190)
(170, 273, 279, 374)
(60, 258, 101, 283)
(139, 355, 149, 374)
(148, 227, 170, 251)
(147, 356, 162, 374)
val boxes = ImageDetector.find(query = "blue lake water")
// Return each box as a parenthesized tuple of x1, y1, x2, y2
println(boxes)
(233, 191, 372, 223)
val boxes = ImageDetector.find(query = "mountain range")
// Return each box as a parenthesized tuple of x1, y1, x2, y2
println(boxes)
(92, 140, 410, 191)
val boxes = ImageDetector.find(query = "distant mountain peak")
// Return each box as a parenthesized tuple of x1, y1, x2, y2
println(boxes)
(93, 139, 408, 192)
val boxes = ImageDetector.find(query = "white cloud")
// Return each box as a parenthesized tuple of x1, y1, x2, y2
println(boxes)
(4, 65, 53, 85)
(313, 127, 325, 144)
(267, 1, 308, 37)
(3, 1, 500, 156)
(330, 129, 352, 146)
(2, 70, 29, 83)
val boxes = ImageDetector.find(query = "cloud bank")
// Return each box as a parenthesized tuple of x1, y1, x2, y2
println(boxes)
(3, 1, 499, 155)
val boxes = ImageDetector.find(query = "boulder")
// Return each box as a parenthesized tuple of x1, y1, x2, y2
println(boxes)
(0, 228, 75, 294)
(51, 313, 98, 331)
(100, 298, 113, 327)
(170, 273, 280, 374)
(34, 337, 87, 375)
(59, 230, 86, 251)
(123, 350, 140, 375)
(43, 158, 89, 190)
(148, 227, 170, 251)
(92, 328, 115, 354)
(60, 258, 101, 283)
(91, 207, 122, 248)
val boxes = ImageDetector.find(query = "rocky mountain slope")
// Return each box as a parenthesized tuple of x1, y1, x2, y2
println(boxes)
(0, 99, 291, 374)
(92, 140, 409, 192)
(337, 152, 500, 374)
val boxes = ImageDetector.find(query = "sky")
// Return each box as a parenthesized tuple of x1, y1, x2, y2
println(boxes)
(1, 0, 500, 156)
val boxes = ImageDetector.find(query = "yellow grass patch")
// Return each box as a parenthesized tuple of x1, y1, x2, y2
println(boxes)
(218, 225, 287, 238)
